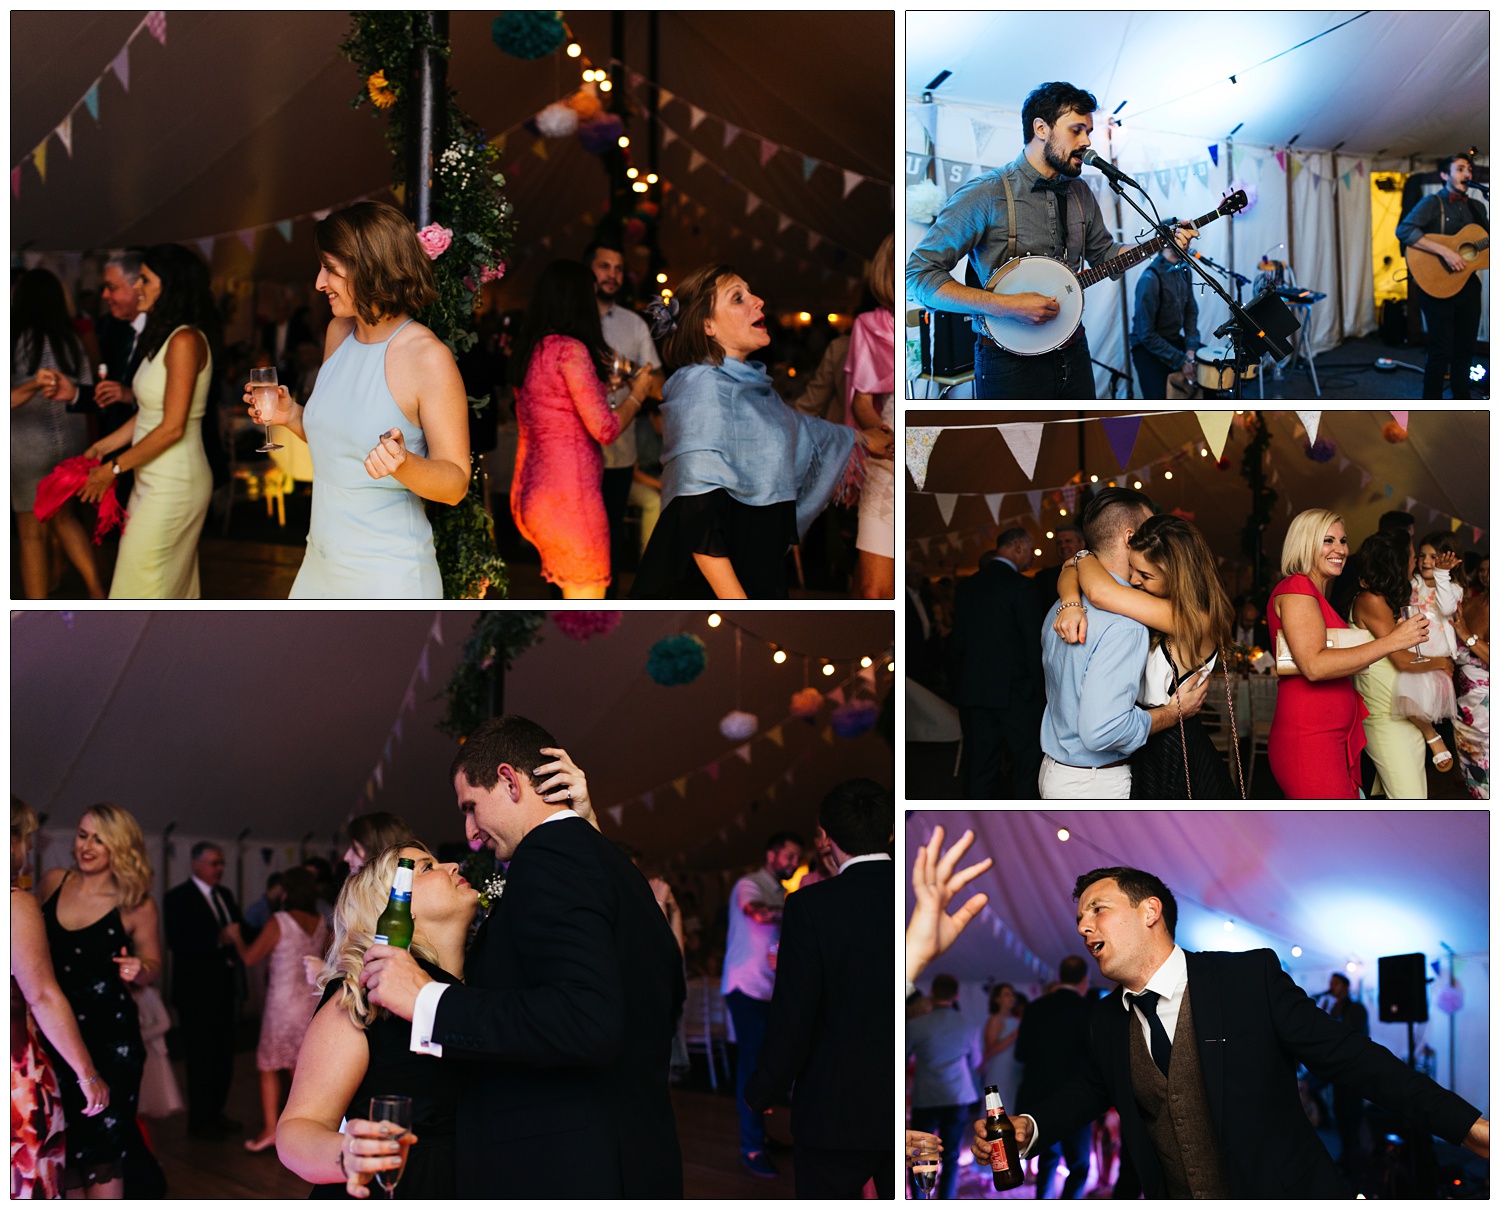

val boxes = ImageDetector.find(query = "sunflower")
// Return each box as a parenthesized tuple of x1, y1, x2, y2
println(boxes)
(367, 70, 397, 109)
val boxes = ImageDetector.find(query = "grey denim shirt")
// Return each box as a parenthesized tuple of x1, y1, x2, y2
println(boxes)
(906, 153, 1125, 310)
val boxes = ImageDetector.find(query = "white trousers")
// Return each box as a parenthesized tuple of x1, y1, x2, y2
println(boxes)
(1038, 754, 1132, 799)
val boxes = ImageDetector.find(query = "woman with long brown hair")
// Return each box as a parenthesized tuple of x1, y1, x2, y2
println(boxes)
(1054, 513, 1238, 796)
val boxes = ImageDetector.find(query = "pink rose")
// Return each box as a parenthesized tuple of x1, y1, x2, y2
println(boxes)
(481, 262, 507, 284)
(417, 223, 453, 259)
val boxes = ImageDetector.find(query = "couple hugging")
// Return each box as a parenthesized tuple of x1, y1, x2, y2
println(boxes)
(1039, 487, 1241, 800)
(275, 715, 685, 1198)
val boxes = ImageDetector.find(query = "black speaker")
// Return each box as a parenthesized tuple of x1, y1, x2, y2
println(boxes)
(917, 309, 975, 378)
(1378, 952, 1429, 1023)
(1241, 289, 1302, 361)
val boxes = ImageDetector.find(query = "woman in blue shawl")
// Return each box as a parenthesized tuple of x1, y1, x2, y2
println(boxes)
(629, 264, 894, 598)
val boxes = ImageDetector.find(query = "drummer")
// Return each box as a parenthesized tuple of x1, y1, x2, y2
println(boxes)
(1129, 241, 1201, 397)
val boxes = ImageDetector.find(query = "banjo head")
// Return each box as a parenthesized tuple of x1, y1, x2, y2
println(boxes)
(979, 256, 1086, 355)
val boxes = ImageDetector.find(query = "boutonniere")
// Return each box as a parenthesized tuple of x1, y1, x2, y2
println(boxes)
(478, 873, 507, 911)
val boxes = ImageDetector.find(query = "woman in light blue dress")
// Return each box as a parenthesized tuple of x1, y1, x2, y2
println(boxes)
(980, 982, 1021, 1111)
(246, 202, 470, 598)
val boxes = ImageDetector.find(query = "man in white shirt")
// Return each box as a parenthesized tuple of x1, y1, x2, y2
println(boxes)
(588, 240, 663, 593)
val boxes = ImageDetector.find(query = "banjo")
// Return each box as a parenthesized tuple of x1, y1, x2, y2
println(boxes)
(979, 190, 1248, 355)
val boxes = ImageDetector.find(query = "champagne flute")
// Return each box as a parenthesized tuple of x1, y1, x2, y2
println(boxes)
(909, 1138, 941, 1198)
(250, 366, 283, 452)
(369, 1095, 413, 1199)
(1402, 605, 1430, 664)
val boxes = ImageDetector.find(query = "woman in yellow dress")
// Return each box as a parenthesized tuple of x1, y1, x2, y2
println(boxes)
(77, 244, 218, 598)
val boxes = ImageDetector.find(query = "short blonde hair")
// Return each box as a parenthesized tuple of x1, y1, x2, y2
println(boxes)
(866, 233, 895, 312)
(317, 842, 440, 1030)
(314, 201, 437, 326)
(76, 802, 152, 909)
(1281, 508, 1345, 577)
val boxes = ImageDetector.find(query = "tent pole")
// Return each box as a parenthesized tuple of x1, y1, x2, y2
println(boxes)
(1331, 149, 1346, 340)
(406, 11, 448, 230)
(1284, 147, 1296, 275)
(1108, 122, 1133, 398)
(1226, 137, 1235, 296)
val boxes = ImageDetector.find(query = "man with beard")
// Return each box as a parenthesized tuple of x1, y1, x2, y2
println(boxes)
(908, 82, 1196, 399)
(586, 239, 663, 591)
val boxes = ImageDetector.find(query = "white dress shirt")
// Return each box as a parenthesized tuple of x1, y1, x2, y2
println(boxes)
(837, 852, 893, 874)
(407, 809, 580, 1056)
(191, 874, 230, 928)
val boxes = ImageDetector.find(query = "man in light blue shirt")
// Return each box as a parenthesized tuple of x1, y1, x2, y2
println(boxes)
(907, 973, 983, 1199)
(1039, 488, 1207, 798)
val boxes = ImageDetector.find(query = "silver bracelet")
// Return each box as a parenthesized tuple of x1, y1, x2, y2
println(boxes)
(79, 1075, 101, 1085)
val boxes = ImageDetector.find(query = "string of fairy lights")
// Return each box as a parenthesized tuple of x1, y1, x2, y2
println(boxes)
(704, 612, 896, 679)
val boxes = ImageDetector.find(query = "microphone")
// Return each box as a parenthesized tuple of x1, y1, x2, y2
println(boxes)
(1081, 148, 1144, 190)
(1471, 181, 1490, 197)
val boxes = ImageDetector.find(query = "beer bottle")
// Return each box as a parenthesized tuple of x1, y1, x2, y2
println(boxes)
(983, 1084, 1024, 1192)
(373, 857, 415, 949)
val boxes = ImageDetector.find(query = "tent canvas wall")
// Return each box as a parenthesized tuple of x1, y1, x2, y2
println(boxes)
(904, 10, 1489, 395)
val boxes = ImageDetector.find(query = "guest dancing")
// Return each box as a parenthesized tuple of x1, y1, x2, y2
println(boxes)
(509, 260, 649, 598)
(246, 202, 471, 598)
(980, 982, 1021, 1113)
(1393, 535, 1465, 772)
(10, 268, 107, 599)
(278, 844, 476, 1198)
(1453, 561, 1490, 799)
(12, 798, 109, 1200)
(37, 803, 160, 1197)
(631, 264, 895, 598)
(1267, 510, 1428, 798)
(71, 245, 218, 598)
(847, 234, 896, 600)
(1055, 513, 1236, 797)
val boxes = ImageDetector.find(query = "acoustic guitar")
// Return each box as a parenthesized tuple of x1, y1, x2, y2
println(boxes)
(979, 191, 1248, 355)
(1405, 223, 1490, 299)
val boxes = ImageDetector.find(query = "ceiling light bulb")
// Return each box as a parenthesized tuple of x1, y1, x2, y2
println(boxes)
(1057, 828, 1070, 841)
(822, 663, 835, 677)
(860, 656, 873, 668)
(618, 136, 630, 149)
(1164, 470, 1174, 480)
(886, 661, 895, 672)
(632, 181, 648, 193)
(1291, 946, 1303, 957)
(1090, 474, 1099, 483)
(773, 650, 787, 664)
(626, 167, 639, 179)
(655, 272, 667, 284)
(707, 613, 722, 627)
(566, 42, 581, 58)
(646, 173, 658, 184)
(599, 79, 612, 92)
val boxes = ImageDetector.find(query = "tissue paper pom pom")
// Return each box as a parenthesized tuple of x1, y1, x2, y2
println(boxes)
(535, 101, 580, 139)
(1436, 984, 1464, 1014)
(831, 699, 879, 738)
(551, 611, 622, 641)
(647, 634, 707, 686)
(492, 11, 566, 60)
(719, 710, 759, 740)
(1305, 436, 1337, 463)
(906, 180, 946, 225)
(577, 113, 625, 155)
(565, 87, 603, 121)
(1383, 421, 1409, 443)
(790, 687, 824, 720)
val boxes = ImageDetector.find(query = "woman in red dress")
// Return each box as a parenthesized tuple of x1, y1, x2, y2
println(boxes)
(1268, 509, 1431, 797)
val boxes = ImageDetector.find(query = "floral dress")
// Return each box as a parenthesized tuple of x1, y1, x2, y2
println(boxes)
(11, 907, 67, 1198)
(41, 875, 145, 1190)
(1454, 639, 1489, 799)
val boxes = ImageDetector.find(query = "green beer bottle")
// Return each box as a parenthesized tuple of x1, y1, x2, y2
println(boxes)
(373, 857, 415, 949)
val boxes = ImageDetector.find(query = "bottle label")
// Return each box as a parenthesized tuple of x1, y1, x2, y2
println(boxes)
(991, 1144, 1010, 1174)
(985, 1090, 1003, 1113)
(390, 866, 414, 902)
(373, 933, 390, 945)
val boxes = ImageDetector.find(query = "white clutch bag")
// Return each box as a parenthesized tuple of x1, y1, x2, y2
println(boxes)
(1276, 626, 1373, 676)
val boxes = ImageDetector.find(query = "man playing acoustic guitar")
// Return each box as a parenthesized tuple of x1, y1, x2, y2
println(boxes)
(908, 81, 1196, 400)
(1396, 153, 1488, 399)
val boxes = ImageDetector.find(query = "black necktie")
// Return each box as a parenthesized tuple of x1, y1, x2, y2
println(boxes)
(208, 887, 229, 929)
(1131, 990, 1173, 1077)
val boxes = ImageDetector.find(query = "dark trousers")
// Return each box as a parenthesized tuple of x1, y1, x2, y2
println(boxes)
(1130, 345, 1175, 399)
(1035, 1123, 1093, 1198)
(975, 334, 1096, 400)
(959, 703, 1044, 800)
(1419, 277, 1483, 398)
(601, 464, 635, 594)
(178, 994, 235, 1127)
(795, 1142, 895, 1199)
(726, 990, 771, 1155)
(910, 1103, 973, 1200)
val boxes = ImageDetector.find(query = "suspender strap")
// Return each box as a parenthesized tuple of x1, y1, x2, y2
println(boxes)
(1002, 172, 1017, 263)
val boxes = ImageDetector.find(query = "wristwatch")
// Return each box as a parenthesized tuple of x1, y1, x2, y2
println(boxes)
(1465, 633, 1479, 648)
(108, 455, 122, 476)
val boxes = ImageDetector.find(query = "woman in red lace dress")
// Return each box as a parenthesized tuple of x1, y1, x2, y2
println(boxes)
(1267, 510, 1431, 797)
(509, 261, 648, 597)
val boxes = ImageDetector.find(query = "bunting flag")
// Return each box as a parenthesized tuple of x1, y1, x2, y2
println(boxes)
(145, 10, 167, 43)
(1311, 170, 1321, 191)
(32, 141, 48, 183)
(821, 725, 835, 746)
(1359, 468, 1372, 489)
(1289, 157, 1303, 183)
(673, 777, 689, 798)
(659, 127, 677, 151)
(766, 725, 784, 748)
(83, 83, 100, 122)
(905, 426, 942, 490)
(1275, 150, 1287, 173)
(910, 102, 939, 144)
(970, 117, 997, 159)
(807, 231, 821, 252)
(658, 87, 675, 108)
(688, 150, 707, 174)
(1296, 411, 1321, 446)
(1390, 410, 1408, 430)
(111, 45, 131, 91)
(56, 115, 74, 157)
(842, 169, 863, 199)
(1451, 517, 1463, 534)
(11, 168, 21, 199)
(759, 138, 778, 167)
(735, 744, 752, 764)
(1208, 144, 1218, 166)
(998, 422, 1044, 479)
(1154, 168, 1172, 196)
(745, 192, 761, 216)
(722, 122, 740, 150)
(689, 105, 707, 129)
(275, 220, 294, 242)
(605, 805, 625, 826)
(705, 762, 720, 781)
(1193, 161, 1209, 185)
(1026, 489, 1043, 518)
(827, 686, 846, 707)
(1405, 495, 1418, 515)
(1341, 171, 1352, 189)
(641, 790, 654, 810)
(802, 156, 818, 182)
(1101, 415, 1142, 472)
(984, 493, 1003, 523)
(1195, 411, 1234, 460)
(531, 139, 548, 160)
(193, 237, 215, 263)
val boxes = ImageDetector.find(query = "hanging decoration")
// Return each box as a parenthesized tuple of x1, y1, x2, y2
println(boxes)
(577, 112, 626, 156)
(1382, 421, 1409, 444)
(790, 687, 824, 720)
(719, 710, 759, 740)
(438, 612, 547, 740)
(830, 698, 879, 739)
(906, 180, 946, 224)
(1304, 436, 1337, 463)
(534, 100, 580, 139)
(354, 614, 447, 813)
(647, 634, 707, 686)
(491, 11, 567, 60)
(550, 611, 622, 641)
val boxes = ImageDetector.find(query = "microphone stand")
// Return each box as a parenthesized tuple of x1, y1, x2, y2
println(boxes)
(1102, 176, 1268, 400)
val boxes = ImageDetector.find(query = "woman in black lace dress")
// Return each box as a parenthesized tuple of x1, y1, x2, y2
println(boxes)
(277, 844, 476, 1198)
(37, 803, 161, 1196)
(1054, 514, 1239, 798)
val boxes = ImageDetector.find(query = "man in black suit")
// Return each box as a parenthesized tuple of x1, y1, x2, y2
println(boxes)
(744, 779, 895, 1198)
(948, 526, 1046, 799)
(1015, 954, 1094, 1198)
(972, 866, 1489, 1197)
(1031, 523, 1085, 612)
(361, 715, 685, 1198)
(163, 841, 243, 1140)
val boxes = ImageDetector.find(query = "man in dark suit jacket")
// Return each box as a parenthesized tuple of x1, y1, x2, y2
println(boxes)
(948, 527, 1046, 799)
(1015, 954, 1094, 1198)
(163, 842, 243, 1140)
(361, 715, 685, 1198)
(1031, 523, 1085, 613)
(744, 779, 895, 1198)
(972, 866, 1489, 1198)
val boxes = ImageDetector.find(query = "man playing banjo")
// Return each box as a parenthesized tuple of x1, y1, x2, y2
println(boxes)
(908, 82, 1197, 399)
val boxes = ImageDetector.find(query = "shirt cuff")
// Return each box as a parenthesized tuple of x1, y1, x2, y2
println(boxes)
(408, 981, 448, 1057)
(1018, 1115, 1039, 1159)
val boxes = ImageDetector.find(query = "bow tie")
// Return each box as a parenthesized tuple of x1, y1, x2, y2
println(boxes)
(1032, 175, 1072, 196)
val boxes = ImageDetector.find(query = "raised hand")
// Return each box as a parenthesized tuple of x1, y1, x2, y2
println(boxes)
(906, 825, 992, 984)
